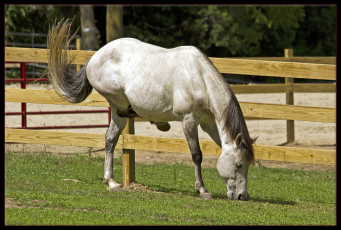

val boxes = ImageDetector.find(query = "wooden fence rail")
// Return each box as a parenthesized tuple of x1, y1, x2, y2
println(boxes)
(5, 88, 336, 123)
(230, 83, 335, 94)
(5, 47, 336, 186)
(210, 57, 336, 80)
(235, 56, 336, 64)
(5, 128, 336, 166)
(5, 47, 336, 80)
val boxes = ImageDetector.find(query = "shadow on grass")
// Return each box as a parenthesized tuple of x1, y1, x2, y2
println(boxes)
(87, 179, 299, 205)
(133, 185, 297, 206)
(250, 197, 296, 205)
(147, 185, 197, 197)
(122, 183, 295, 206)
(213, 194, 296, 205)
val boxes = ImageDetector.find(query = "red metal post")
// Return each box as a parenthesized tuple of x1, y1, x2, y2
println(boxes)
(108, 107, 111, 125)
(20, 63, 27, 128)
(5, 61, 111, 130)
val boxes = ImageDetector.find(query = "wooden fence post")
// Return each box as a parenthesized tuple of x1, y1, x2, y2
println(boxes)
(122, 118, 135, 186)
(285, 48, 295, 143)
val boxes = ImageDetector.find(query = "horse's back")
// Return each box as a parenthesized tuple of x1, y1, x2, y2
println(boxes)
(86, 38, 212, 121)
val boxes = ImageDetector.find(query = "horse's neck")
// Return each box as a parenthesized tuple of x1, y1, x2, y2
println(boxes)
(202, 70, 234, 143)
(203, 71, 229, 113)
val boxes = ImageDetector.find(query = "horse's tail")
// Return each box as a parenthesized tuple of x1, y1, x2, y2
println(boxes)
(47, 18, 93, 103)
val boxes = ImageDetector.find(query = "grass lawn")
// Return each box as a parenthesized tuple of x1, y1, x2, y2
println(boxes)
(5, 150, 336, 225)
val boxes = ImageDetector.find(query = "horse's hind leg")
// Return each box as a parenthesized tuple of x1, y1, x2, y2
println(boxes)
(182, 114, 212, 200)
(103, 105, 128, 191)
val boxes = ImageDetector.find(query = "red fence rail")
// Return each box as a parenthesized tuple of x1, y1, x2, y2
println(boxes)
(5, 61, 111, 130)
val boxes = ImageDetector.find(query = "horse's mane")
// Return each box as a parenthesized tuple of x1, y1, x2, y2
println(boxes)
(222, 89, 257, 165)
(195, 48, 257, 165)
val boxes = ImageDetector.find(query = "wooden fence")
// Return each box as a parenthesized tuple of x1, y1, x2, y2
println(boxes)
(5, 47, 336, 185)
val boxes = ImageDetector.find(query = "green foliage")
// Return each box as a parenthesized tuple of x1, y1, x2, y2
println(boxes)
(122, 6, 197, 49)
(294, 6, 336, 56)
(5, 5, 55, 34)
(191, 6, 304, 56)
(123, 5, 307, 57)
(5, 5, 336, 84)
(5, 152, 336, 225)
(5, 5, 81, 45)
(5, 5, 335, 57)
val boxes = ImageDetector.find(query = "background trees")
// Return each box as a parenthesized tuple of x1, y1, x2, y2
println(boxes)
(79, 5, 99, 50)
(5, 5, 336, 57)
(5, 5, 336, 83)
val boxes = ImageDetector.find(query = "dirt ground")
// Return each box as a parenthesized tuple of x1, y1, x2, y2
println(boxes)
(5, 83, 336, 172)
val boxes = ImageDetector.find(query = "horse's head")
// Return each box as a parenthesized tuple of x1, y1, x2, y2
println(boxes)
(216, 133, 254, 201)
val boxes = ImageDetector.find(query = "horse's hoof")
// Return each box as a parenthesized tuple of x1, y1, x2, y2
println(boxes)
(108, 185, 123, 192)
(106, 180, 123, 192)
(199, 192, 213, 200)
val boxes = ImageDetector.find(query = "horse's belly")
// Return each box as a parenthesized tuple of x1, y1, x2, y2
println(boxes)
(129, 96, 181, 122)
(124, 85, 181, 121)
(134, 108, 181, 122)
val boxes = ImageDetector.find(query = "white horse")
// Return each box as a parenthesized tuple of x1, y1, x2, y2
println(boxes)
(47, 19, 257, 200)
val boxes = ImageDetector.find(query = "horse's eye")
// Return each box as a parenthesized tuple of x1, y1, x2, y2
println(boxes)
(236, 163, 242, 168)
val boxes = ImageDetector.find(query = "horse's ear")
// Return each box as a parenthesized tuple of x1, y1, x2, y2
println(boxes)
(235, 133, 243, 148)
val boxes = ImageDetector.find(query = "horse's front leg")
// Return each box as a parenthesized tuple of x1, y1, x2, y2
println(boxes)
(103, 106, 128, 191)
(182, 115, 213, 200)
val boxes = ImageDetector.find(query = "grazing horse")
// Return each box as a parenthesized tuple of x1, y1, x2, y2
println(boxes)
(47, 19, 257, 200)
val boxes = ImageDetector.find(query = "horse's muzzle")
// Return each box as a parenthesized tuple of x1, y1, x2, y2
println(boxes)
(227, 191, 249, 201)
(237, 192, 250, 201)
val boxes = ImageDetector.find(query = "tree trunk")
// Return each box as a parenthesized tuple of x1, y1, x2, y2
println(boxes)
(106, 5, 123, 43)
(79, 5, 98, 50)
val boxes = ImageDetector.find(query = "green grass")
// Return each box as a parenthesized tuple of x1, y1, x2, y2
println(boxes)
(5, 150, 336, 225)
